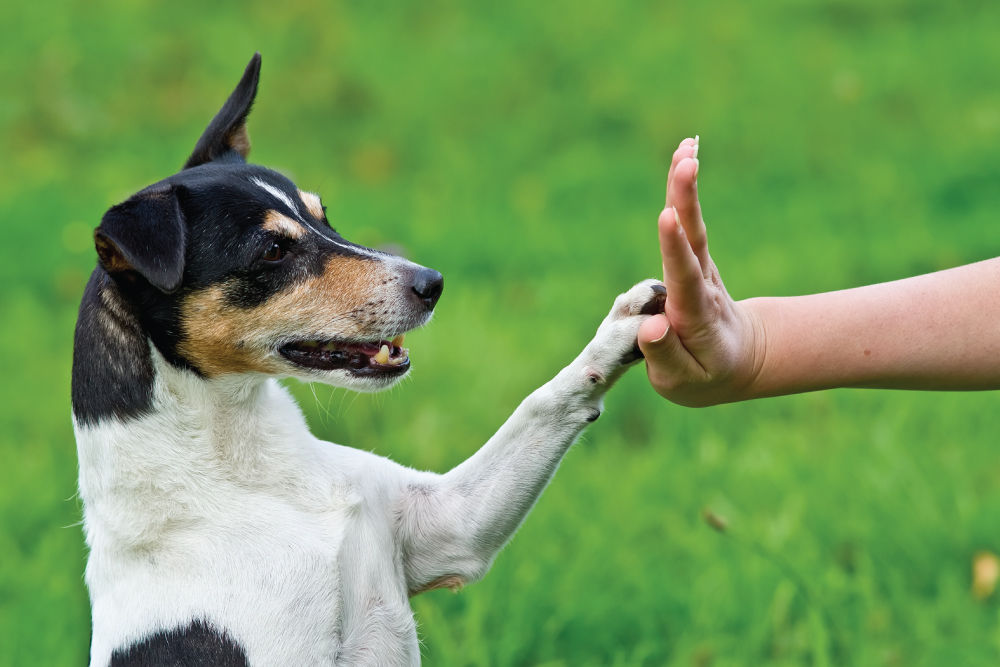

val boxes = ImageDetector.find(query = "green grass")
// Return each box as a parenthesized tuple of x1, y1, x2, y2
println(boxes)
(2, 0, 1000, 664)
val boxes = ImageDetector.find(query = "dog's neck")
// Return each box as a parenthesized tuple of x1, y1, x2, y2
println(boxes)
(73, 270, 315, 540)
(72, 267, 286, 427)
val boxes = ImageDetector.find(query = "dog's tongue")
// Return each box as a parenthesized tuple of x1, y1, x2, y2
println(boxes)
(342, 334, 405, 359)
(343, 342, 381, 356)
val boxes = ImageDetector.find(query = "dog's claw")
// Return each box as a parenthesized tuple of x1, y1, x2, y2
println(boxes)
(591, 279, 664, 370)
(640, 293, 667, 316)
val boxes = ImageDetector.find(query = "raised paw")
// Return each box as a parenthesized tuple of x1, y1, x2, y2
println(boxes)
(586, 279, 666, 379)
(602, 279, 666, 326)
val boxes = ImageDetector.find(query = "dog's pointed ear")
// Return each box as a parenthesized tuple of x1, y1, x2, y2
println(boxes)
(95, 186, 186, 293)
(183, 53, 262, 169)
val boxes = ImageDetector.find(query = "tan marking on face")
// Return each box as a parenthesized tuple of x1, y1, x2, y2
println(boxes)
(178, 255, 386, 377)
(262, 210, 306, 239)
(298, 190, 325, 220)
(410, 575, 466, 596)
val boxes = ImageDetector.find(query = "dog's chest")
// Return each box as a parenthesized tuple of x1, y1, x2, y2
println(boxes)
(86, 477, 418, 665)
(77, 385, 419, 665)
(85, 486, 353, 662)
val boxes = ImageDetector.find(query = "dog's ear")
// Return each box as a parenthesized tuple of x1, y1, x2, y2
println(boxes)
(183, 53, 262, 169)
(95, 186, 186, 293)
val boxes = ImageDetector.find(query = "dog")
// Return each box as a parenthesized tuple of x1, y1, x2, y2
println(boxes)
(71, 53, 665, 666)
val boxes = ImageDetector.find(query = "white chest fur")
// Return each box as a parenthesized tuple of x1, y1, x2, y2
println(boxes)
(76, 354, 419, 666)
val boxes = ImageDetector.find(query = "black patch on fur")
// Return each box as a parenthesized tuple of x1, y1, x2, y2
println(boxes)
(72, 269, 155, 426)
(110, 620, 248, 667)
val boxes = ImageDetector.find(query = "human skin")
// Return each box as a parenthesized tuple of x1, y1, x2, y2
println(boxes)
(636, 138, 1000, 407)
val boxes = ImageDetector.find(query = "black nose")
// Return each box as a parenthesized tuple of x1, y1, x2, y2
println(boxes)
(411, 268, 444, 311)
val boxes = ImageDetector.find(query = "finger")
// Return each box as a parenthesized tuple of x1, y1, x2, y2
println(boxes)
(665, 138, 697, 207)
(636, 315, 696, 390)
(637, 314, 685, 361)
(665, 137, 698, 208)
(658, 205, 708, 323)
(670, 156, 711, 272)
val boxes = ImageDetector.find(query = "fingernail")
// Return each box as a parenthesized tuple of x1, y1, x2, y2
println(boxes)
(651, 316, 671, 344)
(692, 134, 700, 159)
(692, 157, 699, 180)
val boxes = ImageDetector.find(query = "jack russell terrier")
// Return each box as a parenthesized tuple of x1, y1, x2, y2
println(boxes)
(72, 53, 665, 666)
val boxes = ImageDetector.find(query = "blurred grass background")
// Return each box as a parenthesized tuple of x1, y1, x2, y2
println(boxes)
(2, 0, 1000, 664)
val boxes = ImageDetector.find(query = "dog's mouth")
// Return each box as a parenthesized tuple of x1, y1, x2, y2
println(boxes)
(279, 334, 410, 376)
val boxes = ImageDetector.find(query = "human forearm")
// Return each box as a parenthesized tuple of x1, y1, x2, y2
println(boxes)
(743, 258, 1000, 398)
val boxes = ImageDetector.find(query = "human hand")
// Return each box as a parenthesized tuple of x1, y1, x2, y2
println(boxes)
(637, 138, 765, 406)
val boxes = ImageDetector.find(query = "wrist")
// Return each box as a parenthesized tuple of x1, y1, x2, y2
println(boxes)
(736, 298, 770, 401)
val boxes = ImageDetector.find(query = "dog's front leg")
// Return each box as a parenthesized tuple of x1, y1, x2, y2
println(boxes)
(399, 280, 665, 594)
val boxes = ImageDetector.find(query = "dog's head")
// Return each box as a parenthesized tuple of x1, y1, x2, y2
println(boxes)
(93, 54, 442, 392)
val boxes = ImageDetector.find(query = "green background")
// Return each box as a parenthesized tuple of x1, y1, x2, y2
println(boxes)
(2, 0, 1000, 664)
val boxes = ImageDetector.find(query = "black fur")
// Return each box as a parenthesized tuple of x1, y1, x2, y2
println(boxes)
(170, 164, 353, 304)
(109, 620, 249, 667)
(95, 185, 187, 293)
(72, 270, 156, 426)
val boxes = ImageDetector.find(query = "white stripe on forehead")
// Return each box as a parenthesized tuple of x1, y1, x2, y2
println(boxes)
(250, 175, 388, 261)
(250, 177, 302, 220)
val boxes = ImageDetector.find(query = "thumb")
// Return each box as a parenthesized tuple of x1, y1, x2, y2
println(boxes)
(638, 314, 699, 399)
(637, 314, 686, 367)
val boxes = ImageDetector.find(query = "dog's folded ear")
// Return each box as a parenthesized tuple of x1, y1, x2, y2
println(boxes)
(95, 186, 186, 293)
(183, 53, 262, 169)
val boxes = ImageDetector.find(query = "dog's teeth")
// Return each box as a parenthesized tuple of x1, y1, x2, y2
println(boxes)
(392, 334, 405, 347)
(386, 347, 409, 366)
(374, 345, 390, 364)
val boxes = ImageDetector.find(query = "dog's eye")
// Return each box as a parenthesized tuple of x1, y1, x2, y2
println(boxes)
(261, 242, 285, 262)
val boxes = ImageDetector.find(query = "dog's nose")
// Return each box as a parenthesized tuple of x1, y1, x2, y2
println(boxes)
(411, 268, 444, 311)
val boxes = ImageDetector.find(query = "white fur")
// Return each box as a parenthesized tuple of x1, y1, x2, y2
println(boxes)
(76, 279, 660, 666)
(251, 176, 303, 220)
